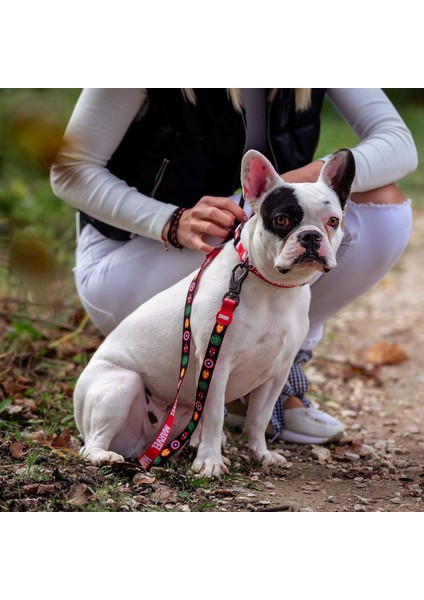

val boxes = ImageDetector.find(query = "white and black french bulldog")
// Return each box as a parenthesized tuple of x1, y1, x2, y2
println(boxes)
(74, 148, 355, 477)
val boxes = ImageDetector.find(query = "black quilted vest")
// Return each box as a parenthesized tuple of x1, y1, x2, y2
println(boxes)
(85, 88, 326, 238)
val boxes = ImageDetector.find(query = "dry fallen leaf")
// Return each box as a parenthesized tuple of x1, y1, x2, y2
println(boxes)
(133, 473, 156, 486)
(23, 483, 56, 496)
(27, 429, 79, 451)
(2, 382, 31, 396)
(150, 485, 178, 505)
(67, 483, 91, 506)
(9, 441, 24, 459)
(366, 341, 408, 366)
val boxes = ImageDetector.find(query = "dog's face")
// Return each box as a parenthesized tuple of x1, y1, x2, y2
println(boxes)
(241, 149, 356, 277)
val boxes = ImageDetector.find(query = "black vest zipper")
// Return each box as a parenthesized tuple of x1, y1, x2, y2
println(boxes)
(151, 158, 170, 197)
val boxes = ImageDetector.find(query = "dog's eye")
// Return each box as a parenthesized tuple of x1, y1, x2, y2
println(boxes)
(274, 215, 290, 227)
(327, 217, 340, 229)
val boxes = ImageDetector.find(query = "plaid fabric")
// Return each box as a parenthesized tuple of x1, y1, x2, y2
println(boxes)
(269, 350, 313, 442)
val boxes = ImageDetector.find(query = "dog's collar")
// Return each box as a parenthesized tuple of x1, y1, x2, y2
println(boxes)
(233, 223, 310, 289)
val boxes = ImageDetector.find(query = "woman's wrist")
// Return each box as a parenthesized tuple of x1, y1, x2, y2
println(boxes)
(162, 207, 186, 250)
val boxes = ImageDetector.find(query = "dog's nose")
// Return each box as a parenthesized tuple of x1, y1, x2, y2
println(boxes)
(298, 230, 323, 250)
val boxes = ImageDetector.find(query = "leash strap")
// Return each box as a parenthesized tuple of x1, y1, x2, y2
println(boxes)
(138, 248, 249, 470)
(138, 197, 249, 470)
(138, 247, 221, 470)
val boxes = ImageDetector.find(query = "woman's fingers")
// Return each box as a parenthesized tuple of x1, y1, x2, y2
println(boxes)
(177, 195, 246, 253)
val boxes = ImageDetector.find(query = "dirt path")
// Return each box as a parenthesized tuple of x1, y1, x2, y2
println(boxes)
(251, 206, 424, 512)
(1, 210, 423, 512)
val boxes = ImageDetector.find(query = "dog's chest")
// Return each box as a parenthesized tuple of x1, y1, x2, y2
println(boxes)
(191, 282, 310, 400)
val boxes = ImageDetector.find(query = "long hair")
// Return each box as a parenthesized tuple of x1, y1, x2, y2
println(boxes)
(181, 88, 312, 112)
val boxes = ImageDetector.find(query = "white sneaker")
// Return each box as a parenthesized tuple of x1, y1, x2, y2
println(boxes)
(280, 407, 344, 444)
(225, 399, 344, 445)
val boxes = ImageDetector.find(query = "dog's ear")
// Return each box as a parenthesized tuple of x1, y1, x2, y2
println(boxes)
(241, 150, 282, 211)
(318, 148, 356, 209)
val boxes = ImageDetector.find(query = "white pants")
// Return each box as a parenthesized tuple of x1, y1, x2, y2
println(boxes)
(74, 199, 413, 349)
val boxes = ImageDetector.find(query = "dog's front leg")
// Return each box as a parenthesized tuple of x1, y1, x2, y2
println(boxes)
(191, 366, 230, 478)
(244, 378, 289, 469)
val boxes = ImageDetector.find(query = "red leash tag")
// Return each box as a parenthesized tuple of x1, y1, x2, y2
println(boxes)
(216, 297, 237, 326)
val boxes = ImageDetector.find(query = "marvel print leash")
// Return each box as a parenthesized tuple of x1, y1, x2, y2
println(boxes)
(137, 244, 249, 470)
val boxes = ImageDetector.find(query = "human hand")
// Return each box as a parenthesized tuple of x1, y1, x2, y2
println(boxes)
(167, 195, 247, 254)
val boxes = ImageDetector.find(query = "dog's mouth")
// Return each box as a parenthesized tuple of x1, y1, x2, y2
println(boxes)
(278, 252, 331, 274)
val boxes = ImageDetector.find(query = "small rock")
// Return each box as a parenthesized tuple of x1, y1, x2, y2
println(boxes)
(264, 482, 275, 489)
(374, 440, 387, 450)
(390, 497, 402, 504)
(325, 496, 337, 503)
(407, 425, 420, 434)
(341, 410, 357, 418)
(407, 484, 422, 497)
(311, 446, 331, 464)
(358, 444, 375, 458)
(344, 452, 360, 461)
(354, 495, 370, 504)
(406, 466, 422, 474)
(354, 504, 367, 512)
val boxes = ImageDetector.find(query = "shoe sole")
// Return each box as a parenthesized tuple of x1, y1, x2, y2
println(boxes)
(225, 413, 344, 445)
(279, 429, 344, 445)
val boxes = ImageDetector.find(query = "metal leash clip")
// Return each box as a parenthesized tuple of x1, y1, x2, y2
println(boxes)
(223, 259, 250, 307)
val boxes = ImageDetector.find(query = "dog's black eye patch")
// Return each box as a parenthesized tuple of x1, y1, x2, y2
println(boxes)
(260, 187, 304, 238)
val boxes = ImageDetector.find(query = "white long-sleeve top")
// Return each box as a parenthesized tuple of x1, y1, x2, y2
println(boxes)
(50, 88, 418, 241)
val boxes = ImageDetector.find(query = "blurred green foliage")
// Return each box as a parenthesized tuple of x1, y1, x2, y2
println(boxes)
(315, 88, 423, 204)
(0, 88, 81, 251)
(0, 89, 81, 302)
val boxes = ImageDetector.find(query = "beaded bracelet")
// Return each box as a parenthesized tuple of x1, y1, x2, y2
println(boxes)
(166, 207, 186, 250)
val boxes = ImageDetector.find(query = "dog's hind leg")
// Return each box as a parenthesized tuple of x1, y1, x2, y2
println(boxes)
(74, 365, 145, 466)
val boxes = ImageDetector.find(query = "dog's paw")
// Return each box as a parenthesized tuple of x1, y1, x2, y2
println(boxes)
(191, 455, 230, 478)
(255, 450, 291, 469)
(81, 447, 125, 466)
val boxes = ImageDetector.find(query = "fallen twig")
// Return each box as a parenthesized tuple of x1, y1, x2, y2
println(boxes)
(48, 313, 90, 349)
